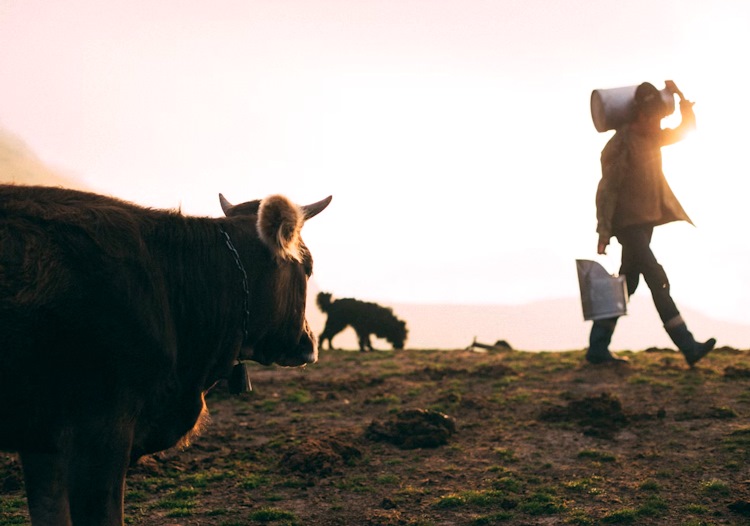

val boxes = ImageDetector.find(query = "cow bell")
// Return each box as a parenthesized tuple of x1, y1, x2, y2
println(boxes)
(228, 362, 253, 394)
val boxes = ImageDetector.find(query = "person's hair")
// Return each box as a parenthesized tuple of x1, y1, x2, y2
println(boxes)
(633, 82, 666, 119)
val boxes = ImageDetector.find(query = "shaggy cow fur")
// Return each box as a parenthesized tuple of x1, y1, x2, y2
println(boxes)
(0, 184, 331, 526)
(317, 292, 408, 352)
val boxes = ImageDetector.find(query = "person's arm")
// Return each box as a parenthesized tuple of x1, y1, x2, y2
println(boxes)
(661, 80, 696, 145)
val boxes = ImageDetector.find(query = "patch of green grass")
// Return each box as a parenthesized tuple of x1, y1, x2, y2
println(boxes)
(278, 478, 310, 489)
(367, 394, 401, 405)
(524, 474, 542, 485)
(601, 507, 638, 523)
(375, 474, 399, 485)
(725, 459, 742, 471)
(434, 489, 514, 509)
(239, 474, 268, 489)
(0, 498, 26, 513)
(285, 389, 313, 404)
(375, 357, 401, 369)
(248, 506, 300, 524)
(724, 426, 750, 446)
(165, 507, 194, 518)
(709, 405, 738, 419)
(257, 399, 280, 412)
(518, 491, 564, 516)
(599, 495, 668, 523)
(636, 495, 668, 517)
(576, 449, 617, 462)
(678, 373, 706, 387)
(564, 509, 596, 525)
(434, 494, 464, 509)
(493, 447, 516, 462)
(154, 498, 197, 510)
(492, 475, 523, 493)
(491, 375, 519, 388)
(125, 490, 148, 502)
(132, 475, 178, 492)
(684, 503, 709, 514)
(170, 487, 199, 499)
(638, 479, 660, 492)
(700, 478, 730, 496)
(470, 511, 514, 524)
(406, 386, 424, 397)
(153, 487, 198, 515)
(396, 485, 429, 497)
(0, 517, 30, 526)
(184, 469, 237, 487)
(334, 475, 375, 493)
(563, 476, 603, 495)
(0, 497, 28, 526)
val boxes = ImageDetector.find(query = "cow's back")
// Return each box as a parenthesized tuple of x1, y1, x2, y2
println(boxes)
(0, 185, 171, 451)
(0, 185, 157, 315)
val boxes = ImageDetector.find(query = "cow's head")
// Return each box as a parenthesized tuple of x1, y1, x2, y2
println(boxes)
(387, 320, 408, 350)
(220, 193, 331, 367)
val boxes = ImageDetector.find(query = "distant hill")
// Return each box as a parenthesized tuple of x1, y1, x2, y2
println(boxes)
(0, 127, 84, 188)
(306, 290, 750, 352)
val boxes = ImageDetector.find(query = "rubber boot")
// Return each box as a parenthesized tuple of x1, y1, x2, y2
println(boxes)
(586, 319, 628, 365)
(665, 316, 716, 367)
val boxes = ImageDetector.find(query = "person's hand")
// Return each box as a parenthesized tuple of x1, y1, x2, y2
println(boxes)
(680, 99, 695, 109)
(597, 241, 608, 255)
(665, 80, 684, 100)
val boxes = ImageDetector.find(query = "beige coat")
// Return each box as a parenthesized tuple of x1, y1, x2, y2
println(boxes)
(595, 101, 696, 243)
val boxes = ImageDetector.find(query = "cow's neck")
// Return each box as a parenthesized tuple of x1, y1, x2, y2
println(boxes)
(218, 227, 250, 340)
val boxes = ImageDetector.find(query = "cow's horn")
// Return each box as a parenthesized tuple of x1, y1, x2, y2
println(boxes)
(301, 195, 332, 220)
(219, 193, 233, 215)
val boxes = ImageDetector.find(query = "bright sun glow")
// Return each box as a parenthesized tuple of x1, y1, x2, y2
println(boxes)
(653, 12, 750, 323)
(1, 0, 748, 349)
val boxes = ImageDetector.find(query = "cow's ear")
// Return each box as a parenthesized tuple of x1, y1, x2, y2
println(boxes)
(257, 195, 305, 262)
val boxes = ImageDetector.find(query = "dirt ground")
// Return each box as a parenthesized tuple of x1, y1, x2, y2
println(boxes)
(3, 344, 750, 525)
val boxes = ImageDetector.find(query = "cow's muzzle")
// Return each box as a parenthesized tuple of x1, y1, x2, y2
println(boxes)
(275, 337, 318, 367)
(247, 334, 318, 367)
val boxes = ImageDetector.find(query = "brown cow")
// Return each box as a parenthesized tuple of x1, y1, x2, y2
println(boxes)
(0, 184, 331, 525)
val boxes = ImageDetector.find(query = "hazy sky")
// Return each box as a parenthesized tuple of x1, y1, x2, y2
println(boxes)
(1, 0, 748, 326)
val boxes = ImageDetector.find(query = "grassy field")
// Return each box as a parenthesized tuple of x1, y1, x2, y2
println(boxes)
(2, 345, 750, 525)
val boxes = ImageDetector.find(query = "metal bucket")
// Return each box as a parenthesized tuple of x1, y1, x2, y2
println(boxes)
(590, 85, 675, 132)
(576, 259, 628, 321)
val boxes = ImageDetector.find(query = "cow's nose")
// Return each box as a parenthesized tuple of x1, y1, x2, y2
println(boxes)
(279, 337, 317, 367)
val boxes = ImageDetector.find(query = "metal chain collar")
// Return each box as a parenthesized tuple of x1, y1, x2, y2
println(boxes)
(219, 227, 250, 339)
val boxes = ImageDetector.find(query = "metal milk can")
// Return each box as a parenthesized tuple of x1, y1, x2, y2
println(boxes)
(576, 259, 628, 321)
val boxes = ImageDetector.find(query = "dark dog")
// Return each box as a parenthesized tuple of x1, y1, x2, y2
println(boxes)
(317, 292, 408, 351)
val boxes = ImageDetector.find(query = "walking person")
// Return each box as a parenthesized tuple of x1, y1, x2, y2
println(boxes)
(587, 80, 716, 366)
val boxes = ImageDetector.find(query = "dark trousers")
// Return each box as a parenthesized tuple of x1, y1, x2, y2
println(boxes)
(615, 225, 680, 324)
(589, 225, 681, 356)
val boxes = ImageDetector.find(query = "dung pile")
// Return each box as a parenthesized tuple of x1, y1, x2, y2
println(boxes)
(366, 408, 456, 449)
(280, 436, 362, 477)
(538, 392, 628, 439)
